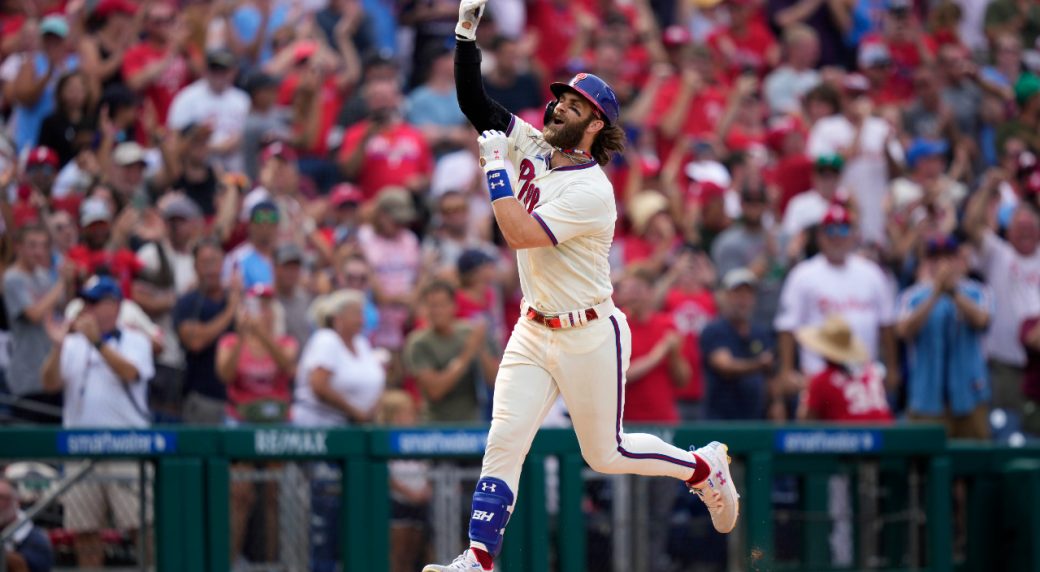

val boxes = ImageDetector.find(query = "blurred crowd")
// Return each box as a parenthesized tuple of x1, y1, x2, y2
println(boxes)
(2, 0, 1040, 437)
(0, 0, 1039, 568)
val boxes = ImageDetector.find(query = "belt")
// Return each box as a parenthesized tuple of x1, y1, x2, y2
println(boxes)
(524, 298, 614, 329)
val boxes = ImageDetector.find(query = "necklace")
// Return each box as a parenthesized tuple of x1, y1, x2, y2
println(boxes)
(556, 147, 592, 165)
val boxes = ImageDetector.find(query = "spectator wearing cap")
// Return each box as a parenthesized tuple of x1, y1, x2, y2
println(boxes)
(107, 142, 151, 207)
(41, 275, 154, 567)
(319, 183, 364, 253)
(37, 70, 97, 167)
(404, 280, 499, 423)
(406, 44, 472, 154)
(66, 197, 143, 296)
(223, 201, 279, 289)
(857, 41, 902, 107)
(775, 205, 899, 411)
(8, 15, 79, 152)
(273, 243, 315, 349)
(0, 476, 53, 572)
(705, 0, 779, 80)
(621, 191, 682, 275)
(764, 116, 814, 217)
(712, 181, 787, 327)
(155, 122, 221, 217)
(482, 36, 543, 116)
(1007, 73, 1040, 149)
(79, 0, 139, 91)
(701, 268, 775, 421)
(242, 141, 318, 250)
(963, 171, 1040, 417)
(781, 154, 846, 239)
(897, 234, 992, 439)
(3, 225, 75, 424)
(860, 0, 937, 102)
(422, 190, 498, 277)
(359, 189, 423, 356)
(11, 147, 60, 228)
(173, 239, 239, 424)
(806, 77, 903, 247)
(122, 1, 196, 125)
(456, 248, 506, 346)
(763, 25, 821, 116)
(338, 80, 433, 200)
(241, 72, 291, 183)
(166, 49, 250, 172)
(98, 84, 142, 145)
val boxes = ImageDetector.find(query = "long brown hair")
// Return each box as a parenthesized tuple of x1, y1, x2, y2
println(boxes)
(592, 123, 626, 166)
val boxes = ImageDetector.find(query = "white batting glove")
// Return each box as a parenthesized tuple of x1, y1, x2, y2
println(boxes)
(477, 130, 509, 172)
(456, 0, 487, 41)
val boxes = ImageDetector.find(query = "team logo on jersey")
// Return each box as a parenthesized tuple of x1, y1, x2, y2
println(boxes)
(517, 159, 541, 214)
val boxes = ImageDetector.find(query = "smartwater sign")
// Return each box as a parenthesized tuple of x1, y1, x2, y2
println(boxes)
(57, 430, 178, 455)
(253, 430, 329, 455)
(775, 429, 883, 454)
(389, 429, 488, 456)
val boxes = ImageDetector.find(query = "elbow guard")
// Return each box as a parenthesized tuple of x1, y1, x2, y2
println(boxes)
(468, 477, 514, 556)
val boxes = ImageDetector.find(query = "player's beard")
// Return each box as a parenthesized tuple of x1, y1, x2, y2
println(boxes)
(543, 114, 593, 150)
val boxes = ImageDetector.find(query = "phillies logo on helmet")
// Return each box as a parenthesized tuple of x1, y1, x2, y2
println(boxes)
(572, 73, 588, 84)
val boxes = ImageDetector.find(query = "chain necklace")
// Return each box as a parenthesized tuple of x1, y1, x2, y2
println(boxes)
(555, 147, 592, 165)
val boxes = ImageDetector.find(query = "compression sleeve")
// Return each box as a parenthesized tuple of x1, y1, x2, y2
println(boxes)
(455, 40, 513, 133)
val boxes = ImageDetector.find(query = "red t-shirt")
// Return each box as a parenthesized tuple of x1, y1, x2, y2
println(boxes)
(278, 73, 346, 157)
(338, 121, 433, 200)
(804, 363, 894, 422)
(706, 22, 777, 79)
(66, 245, 142, 296)
(526, 0, 584, 77)
(623, 312, 681, 423)
(765, 154, 814, 216)
(861, 34, 936, 103)
(122, 42, 194, 124)
(662, 288, 717, 401)
(648, 78, 727, 161)
(217, 333, 297, 421)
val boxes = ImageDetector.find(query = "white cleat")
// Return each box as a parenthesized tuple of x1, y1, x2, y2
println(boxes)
(688, 441, 740, 533)
(423, 548, 493, 571)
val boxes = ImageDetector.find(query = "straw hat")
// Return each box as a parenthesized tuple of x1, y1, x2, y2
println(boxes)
(627, 191, 669, 235)
(795, 315, 868, 365)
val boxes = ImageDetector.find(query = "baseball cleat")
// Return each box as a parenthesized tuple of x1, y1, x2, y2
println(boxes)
(423, 548, 493, 571)
(688, 441, 740, 533)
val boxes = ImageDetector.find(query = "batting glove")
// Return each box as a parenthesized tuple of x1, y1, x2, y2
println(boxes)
(456, 0, 487, 41)
(477, 130, 509, 172)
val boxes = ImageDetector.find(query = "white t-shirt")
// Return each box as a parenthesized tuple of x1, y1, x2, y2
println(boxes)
(292, 329, 386, 426)
(137, 242, 197, 295)
(503, 115, 616, 313)
(775, 254, 896, 375)
(781, 189, 830, 237)
(166, 79, 250, 170)
(978, 232, 1040, 365)
(807, 115, 903, 246)
(60, 330, 155, 428)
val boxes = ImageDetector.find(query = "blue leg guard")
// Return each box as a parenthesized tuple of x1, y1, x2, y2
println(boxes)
(468, 477, 514, 556)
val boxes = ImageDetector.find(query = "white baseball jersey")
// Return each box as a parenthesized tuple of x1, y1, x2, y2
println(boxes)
(502, 115, 616, 313)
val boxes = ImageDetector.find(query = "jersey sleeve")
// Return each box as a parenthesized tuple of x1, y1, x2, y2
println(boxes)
(530, 182, 613, 245)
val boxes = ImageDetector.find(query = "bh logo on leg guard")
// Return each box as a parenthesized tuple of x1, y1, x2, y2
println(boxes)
(468, 477, 514, 556)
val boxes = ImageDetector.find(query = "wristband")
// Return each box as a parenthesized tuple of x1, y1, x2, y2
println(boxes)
(94, 339, 104, 350)
(485, 168, 513, 202)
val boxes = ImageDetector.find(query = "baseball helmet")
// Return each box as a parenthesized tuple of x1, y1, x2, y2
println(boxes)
(546, 73, 620, 126)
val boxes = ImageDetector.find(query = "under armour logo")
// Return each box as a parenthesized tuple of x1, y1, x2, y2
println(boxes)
(716, 471, 726, 487)
(490, 180, 505, 190)
(481, 482, 497, 492)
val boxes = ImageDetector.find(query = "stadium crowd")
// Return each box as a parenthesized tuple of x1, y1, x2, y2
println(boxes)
(1, 0, 1040, 567)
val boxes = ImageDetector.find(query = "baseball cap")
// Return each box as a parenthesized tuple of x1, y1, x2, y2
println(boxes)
(80, 275, 123, 303)
(722, 268, 757, 290)
(740, 184, 768, 203)
(243, 72, 280, 94)
(250, 200, 280, 223)
(247, 283, 275, 299)
(375, 188, 417, 224)
(662, 26, 691, 48)
(842, 73, 871, 94)
(113, 142, 147, 167)
(275, 243, 304, 265)
(26, 147, 59, 170)
(161, 195, 202, 220)
(293, 40, 319, 64)
(814, 154, 845, 173)
(206, 49, 236, 70)
(329, 183, 363, 208)
(261, 141, 298, 164)
(80, 198, 112, 227)
(766, 116, 804, 153)
(858, 42, 892, 69)
(100, 84, 139, 111)
(93, 0, 138, 19)
(906, 138, 949, 169)
(457, 249, 496, 276)
(39, 15, 69, 38)
(821, 204, 852, 227)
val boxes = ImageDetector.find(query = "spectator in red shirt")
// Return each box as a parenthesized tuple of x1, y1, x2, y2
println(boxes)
(66, 197, 142, 295)
(764, 115, 813, 216)
(455, 249, 506, 347)
(706, 0, 780, 80)
(796, 315, 894, 422)
(122, 1, 198, 125)
(525, 0, 596, 79)
(615, 269, 690, 424)
(860, 0, 937, 103)
(11, 147, 60, 229)
(338, 79, 433, 200)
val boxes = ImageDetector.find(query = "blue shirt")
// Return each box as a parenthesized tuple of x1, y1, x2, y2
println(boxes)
(898, 280, 993, 415)
(12, 53, 79, 151)
(405, 86, 467, 127)
(232, 4, 290, 65)
(172, 290, 231, 400)
(700, 318, 773, 420)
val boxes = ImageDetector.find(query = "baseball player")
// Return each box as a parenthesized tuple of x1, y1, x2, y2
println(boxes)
(423, 2, 740, 570)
